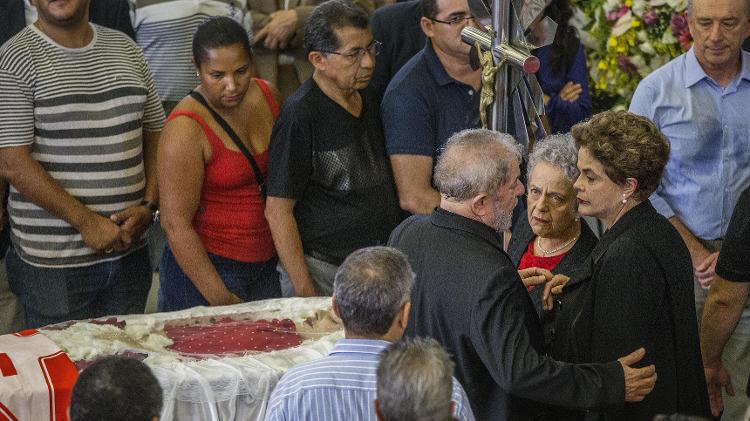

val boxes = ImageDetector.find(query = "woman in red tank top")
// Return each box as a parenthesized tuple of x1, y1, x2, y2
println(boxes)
(157, 17, 282, 311)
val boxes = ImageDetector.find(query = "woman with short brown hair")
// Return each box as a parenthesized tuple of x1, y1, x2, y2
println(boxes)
(551, 110, 710, 420)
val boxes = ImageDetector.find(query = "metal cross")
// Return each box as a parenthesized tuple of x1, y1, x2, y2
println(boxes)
(462, 0, 556, 151)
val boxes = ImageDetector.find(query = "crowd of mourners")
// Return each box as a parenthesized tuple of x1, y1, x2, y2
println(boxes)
(1, 0, 750, 419)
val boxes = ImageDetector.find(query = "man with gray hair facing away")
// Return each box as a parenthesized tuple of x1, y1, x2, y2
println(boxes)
(388, 128, 658, 420)
(264, 246, 474, 421)
(375, 337, 458, 421)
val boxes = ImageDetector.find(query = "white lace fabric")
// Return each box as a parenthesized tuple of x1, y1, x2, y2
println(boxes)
(40, 297, 343, 421)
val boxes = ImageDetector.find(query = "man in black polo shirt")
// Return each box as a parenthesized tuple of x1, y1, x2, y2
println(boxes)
(701, 186, 750, 417)
(265, 0, 400, 297)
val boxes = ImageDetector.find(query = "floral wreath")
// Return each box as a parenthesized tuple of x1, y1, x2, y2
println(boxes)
(571, 0, 693, 110)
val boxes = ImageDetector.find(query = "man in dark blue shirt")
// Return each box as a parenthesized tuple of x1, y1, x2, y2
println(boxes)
(369, 0, 425, 101)
(381, 0, 481, 215)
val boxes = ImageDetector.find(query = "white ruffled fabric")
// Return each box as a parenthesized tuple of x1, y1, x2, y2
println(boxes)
(41, 297, 343, 421)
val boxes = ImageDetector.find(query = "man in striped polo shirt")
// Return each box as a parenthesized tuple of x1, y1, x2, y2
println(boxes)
(264, 247, 475, 421)
(0, 0, 164, 328)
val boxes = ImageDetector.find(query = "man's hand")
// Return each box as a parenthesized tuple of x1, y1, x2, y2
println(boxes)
(110, 205, 153, 249)
(294, 281, 318, 298)
(254, 10, 298, 50)
(518, 267, 553, 290)
(542, 274, 570, 310)
(618, 347, 657, 402)
(78, 214, 125, 253)
(695, 251, 719, 289)
(704, 362, 734, 416)
(211, 291, 244, 307)
(558, 81, 582, 102)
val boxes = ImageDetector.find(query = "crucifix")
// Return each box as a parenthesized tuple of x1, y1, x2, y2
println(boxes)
(461, 0, 557, 151)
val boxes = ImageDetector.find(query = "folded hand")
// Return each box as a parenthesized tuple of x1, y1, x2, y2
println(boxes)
(518, 267, 553, 290)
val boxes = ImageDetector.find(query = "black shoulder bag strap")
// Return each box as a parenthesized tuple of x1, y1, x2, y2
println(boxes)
(189, 90, 266, 198)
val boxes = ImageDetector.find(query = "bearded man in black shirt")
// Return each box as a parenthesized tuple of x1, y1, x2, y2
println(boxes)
(388, 128, 658, 420)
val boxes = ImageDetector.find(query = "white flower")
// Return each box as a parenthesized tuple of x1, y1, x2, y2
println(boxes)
(632, 0, 648, 16)
(661, 30, 677, 44)
(612, 11, 633, 37)
(630, 54, 648, 75)
(666, 0, 688, 11)
(603, 0, 621, 13)
(637, 30, 649, 42)
(611, 103, 628, 111)
(590, 66, 604, 83)
(570, 7, 591, 31)
(649, 0, 668, 6)
(639, 41, 656, 55)
(578, 29, 599, 49)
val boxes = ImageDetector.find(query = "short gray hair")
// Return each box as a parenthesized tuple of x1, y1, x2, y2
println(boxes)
(376, 337, 455, 421)
(334, 247, 414, 336)
(527, 134, 580, 185)
(433, 129, 522, 201)
(687, 0, 750, 17)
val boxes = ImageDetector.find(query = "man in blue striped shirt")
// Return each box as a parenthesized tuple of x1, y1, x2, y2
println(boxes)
(264, 247, 475, 421)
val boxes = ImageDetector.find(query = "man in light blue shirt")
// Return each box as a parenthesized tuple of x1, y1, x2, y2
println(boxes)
(264, 246, 475, 421)
(630, 2, 750, 284)
(629, 0, 750, 417)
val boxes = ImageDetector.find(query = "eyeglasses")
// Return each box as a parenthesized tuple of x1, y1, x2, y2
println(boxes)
(429, 15, 475, 26)
(321, 40, 382, 64)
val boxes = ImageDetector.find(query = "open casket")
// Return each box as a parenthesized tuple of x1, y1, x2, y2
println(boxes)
(1, 297, 343, 421)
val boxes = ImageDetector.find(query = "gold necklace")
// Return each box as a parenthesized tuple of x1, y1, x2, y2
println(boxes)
(536, 235, 579, 257)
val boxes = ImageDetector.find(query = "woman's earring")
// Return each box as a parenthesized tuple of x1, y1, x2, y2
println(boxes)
(621, 194, 627, 204)
(196, 71, 200, 77)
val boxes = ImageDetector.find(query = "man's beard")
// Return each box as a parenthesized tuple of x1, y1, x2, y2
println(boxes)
(492, 200, 513, 232)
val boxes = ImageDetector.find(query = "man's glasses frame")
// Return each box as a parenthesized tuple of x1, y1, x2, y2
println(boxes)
(429, 15, 475, 25)
(320, 40, 383, 64)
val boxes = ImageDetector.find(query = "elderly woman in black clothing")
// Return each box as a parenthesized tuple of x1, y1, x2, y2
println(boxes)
(508, 134, 597, 339)
(551, 111, 710, 420)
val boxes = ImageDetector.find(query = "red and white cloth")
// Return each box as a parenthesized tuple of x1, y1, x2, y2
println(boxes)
(0, 330, 77, 421)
